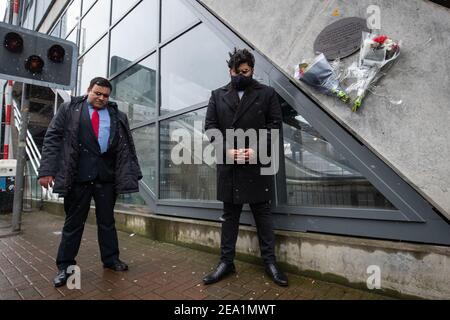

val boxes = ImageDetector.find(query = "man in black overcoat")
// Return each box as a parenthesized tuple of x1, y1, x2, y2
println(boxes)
(203, 49, 288, 286)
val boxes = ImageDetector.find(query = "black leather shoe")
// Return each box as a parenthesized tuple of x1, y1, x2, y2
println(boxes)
(265, 263, 288, 287)
(203, 262, 236, 285)
(53, 269, 69, 288)
(103, 260, 129, 271)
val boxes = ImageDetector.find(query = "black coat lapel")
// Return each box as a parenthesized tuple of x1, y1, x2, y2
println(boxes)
(232, 81, 259, 126)
(222, 83, 239, 113)
(107, 105, 117, 148)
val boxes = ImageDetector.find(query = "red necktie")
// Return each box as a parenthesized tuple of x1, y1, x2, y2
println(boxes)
(91, 108, 99, 139)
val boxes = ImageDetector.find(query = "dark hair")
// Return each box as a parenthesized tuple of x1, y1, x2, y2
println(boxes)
(88, 77, 112, 91)
(227, 48, 255, 70)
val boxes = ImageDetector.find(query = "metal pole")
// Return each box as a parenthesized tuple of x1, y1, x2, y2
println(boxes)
(3, 80, 13, 159)
(0, 81, 4, 158)
(11, 83, 30, 232)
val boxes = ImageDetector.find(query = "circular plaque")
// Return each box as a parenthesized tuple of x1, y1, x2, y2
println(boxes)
(313, 17, 370, 60)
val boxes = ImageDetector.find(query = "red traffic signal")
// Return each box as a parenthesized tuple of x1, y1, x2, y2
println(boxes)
(48, 44, 65, 63)
(0, 21, 78, 89)
(4, 32, 23, 53)
(25, 55, 44, 74)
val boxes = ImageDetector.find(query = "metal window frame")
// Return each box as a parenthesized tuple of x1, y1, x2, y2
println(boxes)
(34, 0, 58, 31)
(133, 0, 450, 245)
(78, 0, 111, 57)
(48, 0, 78, 36)
(41, 0, 450, 245)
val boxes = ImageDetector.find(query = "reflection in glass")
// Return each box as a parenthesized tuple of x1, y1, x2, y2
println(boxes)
(78, 36, 108, 95)
(278, 97, 396, 209)
(50, 21, 61, 38)
(112, 0, 139, 23)
(35, 0, 53, 29)
(132, 125, 157, 194)
(80, 0, 110, 54)
(160, 23, 231, 115)
(65, 27, 78, 44)
(82, 0, 96, 15)
(109, 0, 158, 76)
(161, 0, 198, 41)
(160, 108, 217, 200)
(61, 0, 81, 38)
(110, 55, 157, 125)
(22, 1, 36, 30)
(28, 86, 56, 151)
(116, 193, 147, 206)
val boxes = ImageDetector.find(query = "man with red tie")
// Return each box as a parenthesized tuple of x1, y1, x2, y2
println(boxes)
(38, 77, 142, 288)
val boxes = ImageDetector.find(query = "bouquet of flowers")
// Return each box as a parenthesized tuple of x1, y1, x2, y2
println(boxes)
(294, 32, 401, 112)
(294, 53, 350, 103)
(342, 32, 401, 111)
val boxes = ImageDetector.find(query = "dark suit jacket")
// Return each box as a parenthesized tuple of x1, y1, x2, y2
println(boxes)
(38, 96, 143, 195)
(76, 101, 118, 183)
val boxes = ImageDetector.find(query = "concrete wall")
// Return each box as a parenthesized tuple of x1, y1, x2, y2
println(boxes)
(42, 201, 450, 299)
(198, 0, 450, 219)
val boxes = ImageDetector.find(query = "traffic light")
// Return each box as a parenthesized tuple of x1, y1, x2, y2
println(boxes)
(0, 21, 78, 90)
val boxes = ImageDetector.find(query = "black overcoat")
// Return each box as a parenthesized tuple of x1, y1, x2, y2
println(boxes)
(205, 79, 282, 204)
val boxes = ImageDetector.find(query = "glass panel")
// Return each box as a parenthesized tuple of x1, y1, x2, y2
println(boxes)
(80, 0, 110, 54)
(161, 0, 198, 41)
(132, 124, 157, 193)
(110, 54, 157, 126)
(78, 36, 108, 95)
(111, 0, 138, 23)
(160, 23, 231, 115)
(61, 0, 81, 38)
(160, 108, 217, 200)
(28, 86, 56, 152)
(82, 0, 96, 15)
(22, 1, 36, 30)
(29, 85, 55, 125)
(109, 0, 158, 76)
(50, 21, 61, 38)
(65, 27, 78, 44)
(278, 97, 396, 209)
(116, 193, 147, 206)
(34, 0, 53, 29)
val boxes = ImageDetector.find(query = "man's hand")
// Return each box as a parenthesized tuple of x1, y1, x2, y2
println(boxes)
(227, 149, 255, 162)
(226, 149, 238, 162)
(39, 176, 54, 189)
(243, 148, 255, 161)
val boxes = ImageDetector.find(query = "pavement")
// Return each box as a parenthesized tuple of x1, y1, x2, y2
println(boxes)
(0, 211, 393, 300)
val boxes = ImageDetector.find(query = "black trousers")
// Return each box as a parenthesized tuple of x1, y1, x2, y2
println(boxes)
(220, 201, 276, 265)
(56, 182, 119, 270)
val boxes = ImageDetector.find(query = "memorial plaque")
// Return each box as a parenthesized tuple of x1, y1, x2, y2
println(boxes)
(314, 17, 370, 60)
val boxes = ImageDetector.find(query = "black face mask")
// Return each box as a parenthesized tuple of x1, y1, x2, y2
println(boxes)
(231, 74, 253, 91)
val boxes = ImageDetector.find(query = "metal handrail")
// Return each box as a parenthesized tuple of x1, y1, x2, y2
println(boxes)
(13, 103, 41, 175)
(13, 102, 42, 160)
(11, 101, 59, 202)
